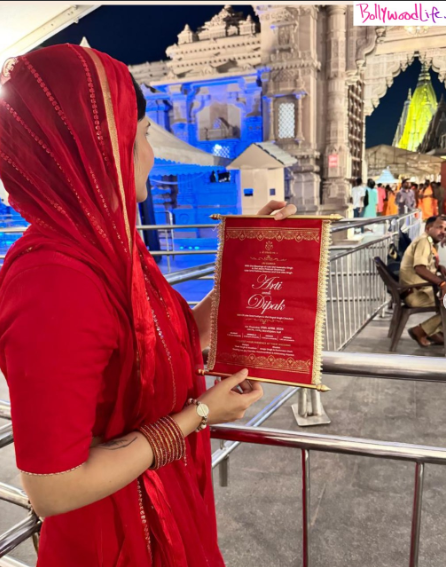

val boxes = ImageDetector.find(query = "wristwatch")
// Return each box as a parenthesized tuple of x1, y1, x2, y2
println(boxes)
(186, 398, 209, 431)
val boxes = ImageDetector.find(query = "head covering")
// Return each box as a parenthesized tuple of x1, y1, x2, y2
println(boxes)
(0, 45, 217, 566)
(0, 44, 183, 421)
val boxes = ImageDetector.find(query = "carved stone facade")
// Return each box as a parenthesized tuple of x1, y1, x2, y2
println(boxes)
(130, 5, 446, 215)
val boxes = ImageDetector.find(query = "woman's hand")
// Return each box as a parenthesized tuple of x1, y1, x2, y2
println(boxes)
(198, 369, 263, 424)
(257, 199, 297, 219)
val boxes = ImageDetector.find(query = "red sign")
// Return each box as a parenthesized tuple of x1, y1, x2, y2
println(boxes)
(328, 154, 338, 168)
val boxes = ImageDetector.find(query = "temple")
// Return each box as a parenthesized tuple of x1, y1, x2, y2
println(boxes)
(393, 63, 438, 152)
(418, 95, 446, 157)
(129, 4, 376, 219)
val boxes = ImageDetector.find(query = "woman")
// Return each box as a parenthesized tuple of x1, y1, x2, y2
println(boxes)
(362, 179, 378, 219)
(376, 183, 386, 216)
(0, 45, 296, 566)
(383, 184, 398, 216)
(419, 180, 438, 220)
(411, 182, 419, 207)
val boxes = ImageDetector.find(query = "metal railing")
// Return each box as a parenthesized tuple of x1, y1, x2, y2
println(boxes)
(326, 211, 421, 351)
(209, 350, 446, 567)
(210, 423, 440, 567)
(0, 557, 31, 567)
(0, 210, 421, 260)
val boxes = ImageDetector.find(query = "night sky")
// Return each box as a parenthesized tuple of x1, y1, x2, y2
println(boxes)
(40, 5, 446, 149)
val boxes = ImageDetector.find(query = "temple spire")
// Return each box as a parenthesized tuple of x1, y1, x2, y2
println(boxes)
(393, 63, 437, 151)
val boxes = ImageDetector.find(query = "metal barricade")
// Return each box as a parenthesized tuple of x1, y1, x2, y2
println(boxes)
(210, 423, 440, 567)
(210, 351, 446, 567)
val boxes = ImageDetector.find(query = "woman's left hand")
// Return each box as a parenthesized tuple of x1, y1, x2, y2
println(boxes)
(257, 199, 297, 220)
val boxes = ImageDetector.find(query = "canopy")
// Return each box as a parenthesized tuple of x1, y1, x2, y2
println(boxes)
(0, 3, 98, 70)
(366, 144, 443, 181)
(148, 121, 229, 167)
(375, 167, 398, 184)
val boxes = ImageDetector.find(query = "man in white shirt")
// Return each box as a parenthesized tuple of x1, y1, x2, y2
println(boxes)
(351, 177, 366, 218)
(351, 177, 366, 234)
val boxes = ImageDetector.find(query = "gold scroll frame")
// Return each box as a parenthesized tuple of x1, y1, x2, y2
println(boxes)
(205, 214, 342, 391)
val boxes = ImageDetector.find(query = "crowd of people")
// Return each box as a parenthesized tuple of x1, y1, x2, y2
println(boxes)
(351, 177, 446, 221)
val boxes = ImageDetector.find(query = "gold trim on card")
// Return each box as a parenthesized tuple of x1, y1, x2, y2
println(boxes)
(217, 352, 311, 375)
(197, 370, 330, 391)
(84, 47, 132, 249)
(225, 227, 320, 243)
(211, 214, 343, 221)
(207, 216, 226, 371)
(311, 220, 331, 386)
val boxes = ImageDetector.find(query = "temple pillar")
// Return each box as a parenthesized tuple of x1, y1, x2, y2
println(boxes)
(321, 5, 351, 214)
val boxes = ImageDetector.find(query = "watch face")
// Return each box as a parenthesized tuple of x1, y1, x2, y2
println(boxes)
(197, 403, 209, 418)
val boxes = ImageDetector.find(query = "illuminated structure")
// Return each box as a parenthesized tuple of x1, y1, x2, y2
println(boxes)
(418, 95, 446, 157)
(393, 63, 438, 152)
(130, 4, 368, 217)
(393, 89, 411, 147)
(131, 9, 446, 220)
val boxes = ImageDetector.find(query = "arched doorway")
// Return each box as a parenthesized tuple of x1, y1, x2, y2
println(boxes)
(366, 58, 446, 149)
(363, 26, 446, 137)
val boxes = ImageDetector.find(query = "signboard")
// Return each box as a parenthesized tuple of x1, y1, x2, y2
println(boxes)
(328, 154, 338, 168)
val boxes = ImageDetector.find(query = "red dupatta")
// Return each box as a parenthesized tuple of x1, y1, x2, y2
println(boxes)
(0, 45, 222, 566)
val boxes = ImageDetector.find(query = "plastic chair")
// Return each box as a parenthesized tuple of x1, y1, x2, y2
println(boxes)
(374, 257, 439, 352)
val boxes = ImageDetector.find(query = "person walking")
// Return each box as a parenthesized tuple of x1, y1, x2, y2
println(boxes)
(419, 180, 438, 221)
(363, 179, 378, 218)
(395, 179, 416, 215)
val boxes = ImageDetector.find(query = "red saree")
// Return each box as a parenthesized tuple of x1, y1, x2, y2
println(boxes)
(0, 45, 225, 566)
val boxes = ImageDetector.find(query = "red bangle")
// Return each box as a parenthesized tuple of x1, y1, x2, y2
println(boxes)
(139, 416, 186, 470)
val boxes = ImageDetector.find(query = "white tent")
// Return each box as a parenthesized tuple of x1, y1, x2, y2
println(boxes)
(148, 121, 228, 167)
(0, 3, 98, 70)
(366, 145, 443, 181)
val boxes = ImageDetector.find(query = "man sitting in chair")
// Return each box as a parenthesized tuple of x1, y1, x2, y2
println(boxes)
(399, 216, 446, 347)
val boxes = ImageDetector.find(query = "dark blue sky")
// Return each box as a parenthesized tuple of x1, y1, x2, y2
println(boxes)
(41, 5, 446, 148)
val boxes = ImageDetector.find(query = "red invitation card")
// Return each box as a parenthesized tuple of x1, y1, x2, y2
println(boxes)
(206, 215, 338, 390)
